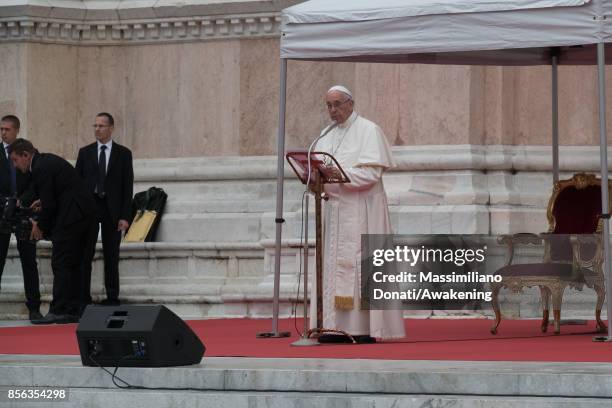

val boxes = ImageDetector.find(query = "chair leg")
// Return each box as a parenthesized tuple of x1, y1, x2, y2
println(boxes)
(541, 309, 549, 333)
(539, 286, 551, 333)
(596, 309, 607, 333)
(490, 285, 501, 335)
(551, 285, 565, 335)
(553, 310, 561, 334)
(594, 283, 607, 333)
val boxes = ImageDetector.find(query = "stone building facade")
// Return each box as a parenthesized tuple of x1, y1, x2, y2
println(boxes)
(0, 0, 608, 320)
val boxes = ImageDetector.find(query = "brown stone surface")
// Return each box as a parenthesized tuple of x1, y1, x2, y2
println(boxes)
(120, 41, 241, 157)
(26, 43, 80, 157)
(76, 45, 129, 153)
(239, 38, 279, 156)
(285, 59, 355, 152)
(0, 43, 26, 129)
(2, 40, 612, 160)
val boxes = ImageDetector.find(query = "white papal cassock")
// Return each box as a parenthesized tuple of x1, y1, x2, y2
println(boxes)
(309, 111, 405, 339)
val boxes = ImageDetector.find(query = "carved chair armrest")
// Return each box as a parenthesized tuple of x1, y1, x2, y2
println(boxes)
(570, 234, 603, 268)
(497, 233, 543, 266)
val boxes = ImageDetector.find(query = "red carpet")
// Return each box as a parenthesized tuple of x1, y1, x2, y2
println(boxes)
(1, 318, 612, 362)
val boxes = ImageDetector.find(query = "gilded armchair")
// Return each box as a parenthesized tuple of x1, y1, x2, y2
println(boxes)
(490, 173, 608, 335)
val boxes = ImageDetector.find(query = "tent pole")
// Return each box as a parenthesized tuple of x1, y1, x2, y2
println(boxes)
(594, 42, 612, 341)
(552, 53, 559, 183)
(257, 58, 290, 338)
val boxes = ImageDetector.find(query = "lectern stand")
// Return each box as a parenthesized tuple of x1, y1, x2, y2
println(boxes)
(286, 150, 350, 345)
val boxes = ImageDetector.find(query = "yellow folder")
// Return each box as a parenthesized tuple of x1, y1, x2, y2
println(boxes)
(124, 210, 158, 242)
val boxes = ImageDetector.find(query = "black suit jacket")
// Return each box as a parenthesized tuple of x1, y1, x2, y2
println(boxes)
(0, 145, 35, 205)
(75, 141, 134, 225)
(30, 153, 96, 238)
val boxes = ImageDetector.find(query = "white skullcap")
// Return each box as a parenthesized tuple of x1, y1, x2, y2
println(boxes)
(327, 85, 353, 100)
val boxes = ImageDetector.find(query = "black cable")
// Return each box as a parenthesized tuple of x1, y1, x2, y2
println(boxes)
(111, 366, 134, 389)
(88, 354, 137, 389)
(88, 353, 220, 392)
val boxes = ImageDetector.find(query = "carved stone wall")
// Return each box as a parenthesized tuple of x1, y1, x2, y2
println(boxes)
(1, 1, 611, 160)
(0, 15, 282, 45)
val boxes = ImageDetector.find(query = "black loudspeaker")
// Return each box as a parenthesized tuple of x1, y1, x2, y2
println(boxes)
(76, 305, 205, 367)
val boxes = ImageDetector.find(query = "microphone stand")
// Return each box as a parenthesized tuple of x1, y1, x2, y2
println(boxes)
(291, 123, 336, 347)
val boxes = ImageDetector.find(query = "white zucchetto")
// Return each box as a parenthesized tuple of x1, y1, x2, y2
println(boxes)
(327, 85, 353, 100)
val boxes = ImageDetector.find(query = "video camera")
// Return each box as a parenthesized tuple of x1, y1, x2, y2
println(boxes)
(0, 196, 36, 241)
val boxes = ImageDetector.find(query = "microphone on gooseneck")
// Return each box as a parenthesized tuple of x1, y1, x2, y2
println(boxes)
(309, 122, 338, 152)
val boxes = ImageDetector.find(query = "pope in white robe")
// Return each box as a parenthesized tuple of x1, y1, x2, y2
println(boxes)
(309, 85, 405, 341)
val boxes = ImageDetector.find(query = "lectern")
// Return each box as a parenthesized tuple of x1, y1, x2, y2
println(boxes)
(286, 150, 349, 342)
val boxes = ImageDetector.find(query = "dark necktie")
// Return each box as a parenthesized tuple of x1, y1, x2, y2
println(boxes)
(5, 145, 15, 196)
(97, 145, 107, 198)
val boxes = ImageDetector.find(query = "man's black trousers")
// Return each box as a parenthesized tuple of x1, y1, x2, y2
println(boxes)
(81, 196, 122, 304)
(0, 233, 40, 312)
(49, 215, 97, 316)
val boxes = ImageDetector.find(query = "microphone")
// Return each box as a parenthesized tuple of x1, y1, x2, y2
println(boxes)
(308, 122, 338, 152)
(306, 122, 338, 186)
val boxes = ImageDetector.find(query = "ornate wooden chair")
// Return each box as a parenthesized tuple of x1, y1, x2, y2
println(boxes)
(490, 173, 609, 335)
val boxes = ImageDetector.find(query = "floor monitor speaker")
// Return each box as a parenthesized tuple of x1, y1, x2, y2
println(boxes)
(76, 305, 204, 367)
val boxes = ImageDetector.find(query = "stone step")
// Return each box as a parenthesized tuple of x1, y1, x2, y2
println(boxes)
(0, 239, 607, 321)
(3, 388, 608, 408)
(1, 356, 612, 408)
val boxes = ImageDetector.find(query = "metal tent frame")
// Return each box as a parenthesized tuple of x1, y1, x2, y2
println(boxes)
(265, 0, 612, 340)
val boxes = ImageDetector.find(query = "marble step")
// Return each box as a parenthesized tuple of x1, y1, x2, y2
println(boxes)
(1, 388, 608, 408)
(0, 238, 608, 321)
(1, 356, 612, 408)
(2, 357, 612, 397)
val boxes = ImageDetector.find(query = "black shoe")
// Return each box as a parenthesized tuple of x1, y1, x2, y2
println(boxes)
(28, 310, 43, 322)
(317, 334, 377, 344)
(99, 299, 120, 306)
(31, 313, 68, 325)
(317, 334, 354, 343)
(353, 335, 377, 344)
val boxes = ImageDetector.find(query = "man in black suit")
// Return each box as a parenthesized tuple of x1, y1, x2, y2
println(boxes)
(76, 112, 133, 306)
(0, 115, 41, 322)
(10, 138, 97, 324)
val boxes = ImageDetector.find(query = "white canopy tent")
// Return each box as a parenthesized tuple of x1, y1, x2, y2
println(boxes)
(266, 0, 612, 339)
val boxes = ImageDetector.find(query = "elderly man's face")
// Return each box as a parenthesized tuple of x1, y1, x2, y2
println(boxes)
(326, 91, 353, 124)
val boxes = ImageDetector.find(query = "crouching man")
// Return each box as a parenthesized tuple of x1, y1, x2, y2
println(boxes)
(10, 139, 97, 324)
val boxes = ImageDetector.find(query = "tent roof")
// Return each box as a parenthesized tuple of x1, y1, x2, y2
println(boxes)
(281, 0, 612, 64)
(283, 0, 588, 24)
